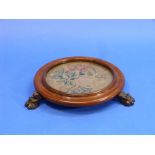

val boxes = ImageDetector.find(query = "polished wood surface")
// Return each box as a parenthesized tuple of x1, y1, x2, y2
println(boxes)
(34, 57, 125, 107)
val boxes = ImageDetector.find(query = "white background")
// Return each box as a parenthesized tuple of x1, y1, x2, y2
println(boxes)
(0, 0, 155, 19)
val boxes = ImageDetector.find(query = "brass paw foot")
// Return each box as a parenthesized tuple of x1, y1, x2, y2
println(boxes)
(117, 92, 135, 106)
(25, 92, 42, 110)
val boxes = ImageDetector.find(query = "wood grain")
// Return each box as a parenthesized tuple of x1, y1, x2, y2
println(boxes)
(34, 57, 125, 107)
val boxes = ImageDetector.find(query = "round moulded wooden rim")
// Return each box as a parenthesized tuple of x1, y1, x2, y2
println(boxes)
(34, 57, 125, 107)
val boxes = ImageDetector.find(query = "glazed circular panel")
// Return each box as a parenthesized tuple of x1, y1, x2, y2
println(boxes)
(45, 61, 113, 95)
(34, 57, 125, 107)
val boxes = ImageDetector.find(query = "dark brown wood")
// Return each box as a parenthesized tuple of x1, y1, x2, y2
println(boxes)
(25, 92, 42, 109)
(117, 92, 135, 106)
(33, 56, 125, 107)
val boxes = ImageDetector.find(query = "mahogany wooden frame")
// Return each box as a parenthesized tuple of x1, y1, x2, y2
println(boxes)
(34, 56, 125, 107)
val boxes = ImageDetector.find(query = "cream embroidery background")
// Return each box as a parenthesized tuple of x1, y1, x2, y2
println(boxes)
(46, 61, 113, 95)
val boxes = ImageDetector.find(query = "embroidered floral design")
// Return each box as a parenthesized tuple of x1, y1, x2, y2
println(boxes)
(50, 64, 97, 94)
(51, 68, 80, 86)
(67, 86, 92, 94)
(46, 62, 113, 95)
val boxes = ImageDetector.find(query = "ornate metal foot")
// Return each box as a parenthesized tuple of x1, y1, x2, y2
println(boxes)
(117, 92, 135, 106)
(25, 92, 42, 110)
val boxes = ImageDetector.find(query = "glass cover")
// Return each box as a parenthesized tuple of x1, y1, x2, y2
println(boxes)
(45, 61, 113, 95)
